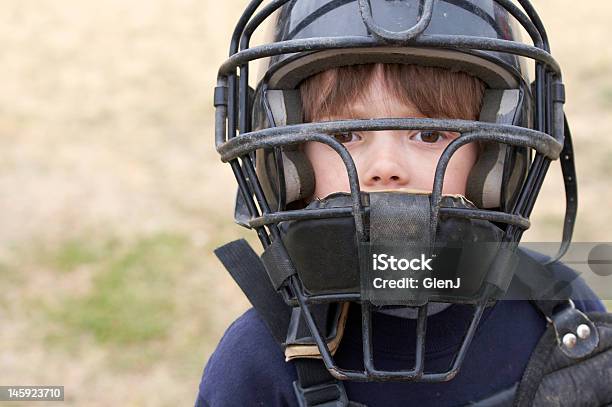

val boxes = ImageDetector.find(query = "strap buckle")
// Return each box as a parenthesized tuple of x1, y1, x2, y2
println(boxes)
(548, 299, 600, 359)
(293, 380, 349, 407)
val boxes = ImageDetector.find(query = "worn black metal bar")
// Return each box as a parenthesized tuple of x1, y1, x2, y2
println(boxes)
(509, 63, 549, 237)
(370, 290, 490, 382)
(439, 207, 530, 230)
(239, 65, 250, 134)
(361, 301, 429, 380)
(218, 119, 562, 162)
(237, 0, 291, 137)
(223, 132, 366, 236)
(241, 154, 284, 240)
(492, 0, 543, 48)
(227, 73, 237, 140)
(249, 207, 355, 228)
(437, 287, 491, 379)
(229, 159, 271, 247)
(364, 300, 486, 381)
(226, 1, 263, 140)
(358, 0, 435, 42)
(413, 304, 428, 377)
(429, 131, 556, 246)
(291, 275, 367, 381)
(231, 0, 548, 52)
(249, 205, 529, 229)
(214, 77, 228, 149)
(292, 265, 495, 382)
(229, 0, 262, 55)
(515, 0, 550, 52)
(535, 65, 546, 132)
(507, 153, 546, 242)
(435, 131, 558, 213)
(218, 34, 561, 77)
(361, 301, 375, 373)
(507, 66, 552, 239)
(228, 0, 283, 240)
(545, 71, 553, 137)
(300, 292, 362, 304)
(240, 0, 290, 51)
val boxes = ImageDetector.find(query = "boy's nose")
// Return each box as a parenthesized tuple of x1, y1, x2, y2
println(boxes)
(361, 135, 410, 189)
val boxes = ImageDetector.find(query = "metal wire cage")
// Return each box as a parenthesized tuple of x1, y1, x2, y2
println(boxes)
(213, 0, 577, 382)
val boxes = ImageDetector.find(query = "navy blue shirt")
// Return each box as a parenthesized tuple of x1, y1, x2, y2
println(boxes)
(196, 258, 606, 406)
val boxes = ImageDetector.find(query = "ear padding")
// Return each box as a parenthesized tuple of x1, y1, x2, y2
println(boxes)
(466, 89, 526, 209)
(255, 90, 315, 209)
(502, 144, 528, 211)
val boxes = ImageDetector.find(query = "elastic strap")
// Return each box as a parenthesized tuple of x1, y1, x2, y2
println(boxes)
(293, 359, 365, 407)
(545, 114, 577, 265)
(214, 239, 291, 345)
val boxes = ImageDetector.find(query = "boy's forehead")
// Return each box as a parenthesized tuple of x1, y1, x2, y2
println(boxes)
(328, 86, 425, 120)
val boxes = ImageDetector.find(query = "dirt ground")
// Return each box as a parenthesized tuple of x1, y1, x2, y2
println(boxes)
(0, 0, 611, 405)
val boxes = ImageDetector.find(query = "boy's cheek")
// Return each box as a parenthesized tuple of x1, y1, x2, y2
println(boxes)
(442, 144, 480, 195)
(312, 159, 351, 198)
(304, 142, 351, 199)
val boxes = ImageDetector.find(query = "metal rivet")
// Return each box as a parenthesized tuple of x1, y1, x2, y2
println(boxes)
(563, 333, 577, 349)
(577, 324, 591, 339)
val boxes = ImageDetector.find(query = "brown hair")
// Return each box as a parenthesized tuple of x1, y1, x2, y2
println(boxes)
(299, 63, 486, 122)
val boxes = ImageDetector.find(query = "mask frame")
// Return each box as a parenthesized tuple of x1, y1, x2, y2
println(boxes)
(213, 0, 577, 382)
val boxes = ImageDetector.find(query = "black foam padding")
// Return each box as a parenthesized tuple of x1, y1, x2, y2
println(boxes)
(515, 313, 612, 407)
(280, 192, 505, 303)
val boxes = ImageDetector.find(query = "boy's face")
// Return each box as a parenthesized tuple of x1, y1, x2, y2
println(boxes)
(303, 74, 479, 201)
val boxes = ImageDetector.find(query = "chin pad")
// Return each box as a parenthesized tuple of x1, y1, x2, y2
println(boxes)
(279, 192, 508, 304)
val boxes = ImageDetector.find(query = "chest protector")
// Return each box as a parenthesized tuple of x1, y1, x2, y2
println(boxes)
(214, 239, 612, 407)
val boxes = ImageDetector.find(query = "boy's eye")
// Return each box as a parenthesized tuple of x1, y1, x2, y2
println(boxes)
(412, 131, 445, 143)
(332, 132, 361, 144)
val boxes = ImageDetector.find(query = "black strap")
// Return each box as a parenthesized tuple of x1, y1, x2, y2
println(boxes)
(214, 239, 291, 345)
(545, 114, 577, 265)
(512, 249, 573, 317)
(261, 237, 297, 290)
(215, 239, 365, 406)
(293, 359, 366, 407)
(295, 359, 339, 390)
(513, 250, 599, 359)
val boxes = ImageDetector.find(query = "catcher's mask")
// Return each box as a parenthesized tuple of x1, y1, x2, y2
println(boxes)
(214, 0, 577, 382)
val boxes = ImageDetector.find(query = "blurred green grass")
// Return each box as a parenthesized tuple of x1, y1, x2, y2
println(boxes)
(49, 234, 184, 345)
(47, 239, 114, 273)
(601, 87, 612, 108)
(1, 229, 249, 405)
